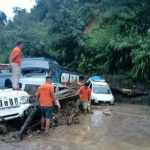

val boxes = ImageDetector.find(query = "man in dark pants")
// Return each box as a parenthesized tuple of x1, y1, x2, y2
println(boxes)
(37, 76, 57, 134)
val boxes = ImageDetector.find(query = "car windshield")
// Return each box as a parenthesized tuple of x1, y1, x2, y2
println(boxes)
(22, 69, 46, 77)
(93, 85, 111, 94)
(0, 69, 11, 74)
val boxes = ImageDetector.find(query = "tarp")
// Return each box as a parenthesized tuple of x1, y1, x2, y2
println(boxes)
(90, 76, 104, 82)
(21, 60, 49, 69)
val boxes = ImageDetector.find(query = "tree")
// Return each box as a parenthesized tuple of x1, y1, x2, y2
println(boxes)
(0, 0, 150, 82)
(0, 11, 7, 24)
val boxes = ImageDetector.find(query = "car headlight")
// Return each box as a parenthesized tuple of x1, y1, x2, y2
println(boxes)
(19, 96, 29, 104)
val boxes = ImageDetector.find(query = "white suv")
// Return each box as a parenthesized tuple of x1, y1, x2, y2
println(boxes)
(87, 76, 114, 104)
(0, 89, 31, 121)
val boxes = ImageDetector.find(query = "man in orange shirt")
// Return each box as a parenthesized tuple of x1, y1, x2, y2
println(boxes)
(37, 76, 57, 134)
(77, 82, 91, 114)
(9, 41, 24, 90)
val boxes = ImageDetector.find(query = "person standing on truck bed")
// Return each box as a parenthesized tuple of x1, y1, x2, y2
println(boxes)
(76, 82, 91, 114)
(36, 76, 57, 134)
(9, 41, 24, 90)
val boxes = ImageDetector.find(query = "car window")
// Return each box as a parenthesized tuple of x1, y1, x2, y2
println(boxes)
(22, 69, 46, 77)
(0, 69, 11, 73)
(93, 85, 111, 94)
(49, 69, 55, 77)
(59, 87, 67, 91)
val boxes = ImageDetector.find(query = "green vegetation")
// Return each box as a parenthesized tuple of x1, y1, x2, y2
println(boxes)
(0, 0, 150, 82)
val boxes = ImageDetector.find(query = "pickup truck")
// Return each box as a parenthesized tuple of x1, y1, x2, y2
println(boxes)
(21, 57, 79, 85)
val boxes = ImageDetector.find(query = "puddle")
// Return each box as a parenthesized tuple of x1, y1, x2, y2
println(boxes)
(61, 145, 70, 150)
(91, 110, 103, 128)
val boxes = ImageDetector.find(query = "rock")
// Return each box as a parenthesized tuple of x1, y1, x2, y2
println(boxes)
(103, 110, 111, 115)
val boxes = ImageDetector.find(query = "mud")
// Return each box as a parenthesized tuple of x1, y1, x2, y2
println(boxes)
(1, 104, 150, 150)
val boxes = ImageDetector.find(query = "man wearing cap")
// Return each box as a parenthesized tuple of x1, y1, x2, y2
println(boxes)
(77, 82, 91, 114)
(37, 76, 57, 134)
(9, 41, 24, 90)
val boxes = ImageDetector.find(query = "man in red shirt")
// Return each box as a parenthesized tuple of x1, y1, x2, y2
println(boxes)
(37, 76, 57, 134)
(9, 41, 24, 90)
(77, 82, 91, 114)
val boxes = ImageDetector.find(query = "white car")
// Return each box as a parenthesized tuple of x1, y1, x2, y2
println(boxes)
(0, 89, 31, 121)
(20, 77, 68, 95)
(87, 76, 114, 104)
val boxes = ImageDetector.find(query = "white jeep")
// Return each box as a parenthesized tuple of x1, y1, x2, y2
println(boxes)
(0, 89, 32, 121)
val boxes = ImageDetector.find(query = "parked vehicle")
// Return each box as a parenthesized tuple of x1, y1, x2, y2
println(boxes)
(0, 57, 79, 122)
(87, 76, 114, 104)
(0, 81, 73, 122)
(0, 89, 31, 121)
(20, 79, 68, 96)
(0, 64, 12, 89)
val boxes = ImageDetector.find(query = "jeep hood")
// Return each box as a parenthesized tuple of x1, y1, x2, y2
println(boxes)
(0, 89, 29, 98)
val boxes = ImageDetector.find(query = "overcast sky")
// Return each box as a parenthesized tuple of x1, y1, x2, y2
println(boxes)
(0, 0, 36, 19)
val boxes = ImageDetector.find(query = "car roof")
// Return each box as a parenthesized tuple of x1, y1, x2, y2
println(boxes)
(21, 81, 66, 87)
(92, 81, 108, 86)
(88, 76, 107, 85)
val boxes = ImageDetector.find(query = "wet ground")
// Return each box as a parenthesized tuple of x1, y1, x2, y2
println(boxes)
(1, 103, 150, 150)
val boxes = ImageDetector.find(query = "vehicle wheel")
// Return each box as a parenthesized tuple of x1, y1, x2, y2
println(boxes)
(110, 102, 115, 105)
(91, 100, 99, 105)
(91, 100, 95, 105)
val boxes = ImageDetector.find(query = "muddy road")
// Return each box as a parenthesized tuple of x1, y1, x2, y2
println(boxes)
(1, 104, 150, 150)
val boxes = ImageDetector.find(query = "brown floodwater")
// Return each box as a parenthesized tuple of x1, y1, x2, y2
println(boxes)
(1, 104, 150, 150)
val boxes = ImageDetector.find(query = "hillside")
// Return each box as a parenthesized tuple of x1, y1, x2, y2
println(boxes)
(0, 0, 150, 82)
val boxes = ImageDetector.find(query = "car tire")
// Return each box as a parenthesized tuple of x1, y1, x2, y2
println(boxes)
(110, 102, 115, 105)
